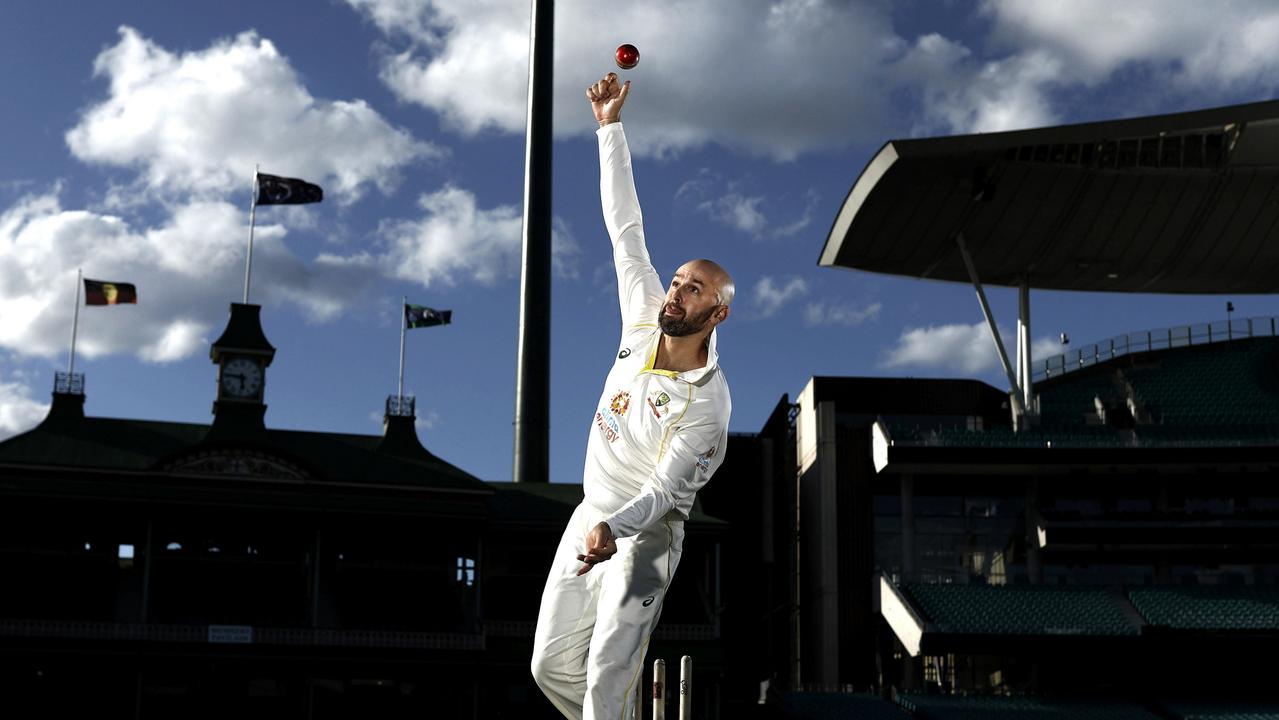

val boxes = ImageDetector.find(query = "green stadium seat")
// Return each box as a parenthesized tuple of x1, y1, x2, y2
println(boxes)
(900, 583, 1138, 636)
(1127, 587, 1279, 631)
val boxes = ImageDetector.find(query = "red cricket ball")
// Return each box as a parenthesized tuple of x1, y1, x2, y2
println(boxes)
(615, 44, 640, 70)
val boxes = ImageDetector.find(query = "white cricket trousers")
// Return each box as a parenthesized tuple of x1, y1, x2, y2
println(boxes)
(531, 501, 684, 720)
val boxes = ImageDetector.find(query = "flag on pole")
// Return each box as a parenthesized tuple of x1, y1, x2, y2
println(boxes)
(84, 279, 137, 306)
(255, 173, 323, 205)
(406, 304, 451, 329)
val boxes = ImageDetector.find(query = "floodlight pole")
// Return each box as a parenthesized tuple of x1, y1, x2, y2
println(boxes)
(512, 0, 553, 483)
(956, 234, 1027, 428)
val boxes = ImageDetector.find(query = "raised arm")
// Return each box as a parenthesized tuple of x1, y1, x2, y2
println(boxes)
(589, 73, 664, 329)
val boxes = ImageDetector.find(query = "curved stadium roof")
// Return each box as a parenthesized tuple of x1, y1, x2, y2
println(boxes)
(820, 100, 1279, 293)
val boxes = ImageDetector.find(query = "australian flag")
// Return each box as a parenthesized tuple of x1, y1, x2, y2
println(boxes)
(406, 304, 452, 329)
(256, 173, 323, 205)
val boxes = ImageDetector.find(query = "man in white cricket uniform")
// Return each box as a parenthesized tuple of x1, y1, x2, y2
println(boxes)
(530, 73, 733, 720)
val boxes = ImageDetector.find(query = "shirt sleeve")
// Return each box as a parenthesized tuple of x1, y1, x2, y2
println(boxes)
(602, 399, 731, 539)
(598, 123, 665, 329)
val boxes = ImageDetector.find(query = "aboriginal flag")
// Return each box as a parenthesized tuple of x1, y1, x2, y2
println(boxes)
(406, 304, 451, 329)
(256, 173, 323, 205)
(84, 279, 137, 306)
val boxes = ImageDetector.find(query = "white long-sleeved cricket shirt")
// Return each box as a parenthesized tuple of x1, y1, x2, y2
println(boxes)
(584, 123, 732, 539)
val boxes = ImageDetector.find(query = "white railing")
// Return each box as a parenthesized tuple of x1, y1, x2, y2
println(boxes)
(1034, 316, 1279, 383)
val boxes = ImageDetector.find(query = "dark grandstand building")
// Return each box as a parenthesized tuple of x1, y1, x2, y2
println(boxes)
(7, 100, 1279, 720)
(0, 303, 728, 719)
(704, 100, 1279, 719)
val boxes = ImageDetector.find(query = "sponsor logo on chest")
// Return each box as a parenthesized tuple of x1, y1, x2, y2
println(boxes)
(595, 390, 631, 444)
(646, 390, 671, 418)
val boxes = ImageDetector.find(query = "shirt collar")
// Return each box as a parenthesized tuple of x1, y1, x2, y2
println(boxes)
(642, 327, 720, 384)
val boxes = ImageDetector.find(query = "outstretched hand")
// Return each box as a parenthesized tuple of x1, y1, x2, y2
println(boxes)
(587, 72, 630, 126)
(576, 521, 617, 575)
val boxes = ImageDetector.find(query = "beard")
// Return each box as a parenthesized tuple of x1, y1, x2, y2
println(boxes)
(659, 303, 716, 337)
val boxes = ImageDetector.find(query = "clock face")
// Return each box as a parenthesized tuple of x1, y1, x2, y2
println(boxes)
(220, 357, 263, 398)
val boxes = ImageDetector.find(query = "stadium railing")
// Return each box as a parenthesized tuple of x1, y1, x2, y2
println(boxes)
(1035, 316, 1279, 383)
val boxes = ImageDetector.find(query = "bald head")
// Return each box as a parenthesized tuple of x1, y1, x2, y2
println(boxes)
(680, 259, 735, 307)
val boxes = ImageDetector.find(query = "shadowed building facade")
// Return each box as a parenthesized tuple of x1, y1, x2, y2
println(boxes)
(0, 303, 728, 719)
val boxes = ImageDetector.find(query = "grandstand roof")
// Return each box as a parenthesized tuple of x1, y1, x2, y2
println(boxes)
(820, 99, 1279, 293)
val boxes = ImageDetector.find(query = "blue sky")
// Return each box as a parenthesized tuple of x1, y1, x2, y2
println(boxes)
(3, 1, 1279, 483)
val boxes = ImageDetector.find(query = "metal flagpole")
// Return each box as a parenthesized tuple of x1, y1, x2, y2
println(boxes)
(243, 164, 259, 304)
(67, 268, 82, 377)
(398, 296, 407, 405)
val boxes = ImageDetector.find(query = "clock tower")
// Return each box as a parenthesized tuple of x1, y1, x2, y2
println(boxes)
(209, 303, 276, 432)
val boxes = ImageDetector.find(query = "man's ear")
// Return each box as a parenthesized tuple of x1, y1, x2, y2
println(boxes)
(715, 305, 730, 323)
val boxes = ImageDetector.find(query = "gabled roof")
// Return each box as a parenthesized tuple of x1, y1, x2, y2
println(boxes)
(0, 401, 488, 494)
(821, 99, 1279, 293)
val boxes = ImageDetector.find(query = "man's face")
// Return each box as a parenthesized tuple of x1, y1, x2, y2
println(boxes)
(660, 262, 725, 337)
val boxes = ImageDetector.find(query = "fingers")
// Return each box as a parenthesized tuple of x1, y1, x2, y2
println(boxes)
(575, 552, 607, 576)
(617, 79, 631, 104)
(586, 73, 624, 103)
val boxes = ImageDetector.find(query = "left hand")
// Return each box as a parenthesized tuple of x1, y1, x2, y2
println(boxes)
(576, 522, 617, 575)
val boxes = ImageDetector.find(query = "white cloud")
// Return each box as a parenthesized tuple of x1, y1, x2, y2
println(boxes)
(1032, 335, 1068, 362)
(66, 26, 441, 203)
(891, 33, 1062, 135)
(982, 0, 1279, 87)
(346, 0, 904, 159)
(706, 194, 768, 236)
(882, 322, 997, 374)
(415, 410, 441, 431)
(0, 189, 377, 363)
(356, 185, 578, 288)
(0, 373, 47, 440)
(881, 321, 1062, 375)
(346, 0, 1279, 156)
(676, 171, 816, 238)
(752, 276, 808, 318)
(805, 301, 882, 327)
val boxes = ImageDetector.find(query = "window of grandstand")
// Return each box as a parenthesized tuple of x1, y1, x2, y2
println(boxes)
(456, 556, 476, 587)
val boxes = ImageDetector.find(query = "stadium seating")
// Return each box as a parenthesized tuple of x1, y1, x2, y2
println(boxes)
(895, 692, 1163, 719)
(1156, 699, 1279, 719)
(886, 338, 1279, 448)
(1122, 338, 1279, 430)
(1038, 370, 1122, 427)
(779, 692, 910, 719)
(900, 583, 1138, 636)
(1127, 586, 1279, 631)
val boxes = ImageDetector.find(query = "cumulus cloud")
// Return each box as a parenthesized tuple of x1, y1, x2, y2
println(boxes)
(335, 185, 578, 288)
(894, 35, 1062, 134)
(752, 276, 808, 318)
(676, 171, 817, 238)
(914, 1, 1279, 133)
(66, 26, 441, 203)
(0, 189, 377, 363)
(346, 0, 905, 159)
(983, 0, 1279, 88)
(345, 0, 1279, 156)
(0, 25, 567, 369)
(881, 321, 1061, 375)
(805, 301, 882, 327)
(0, 372, 47, 440)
